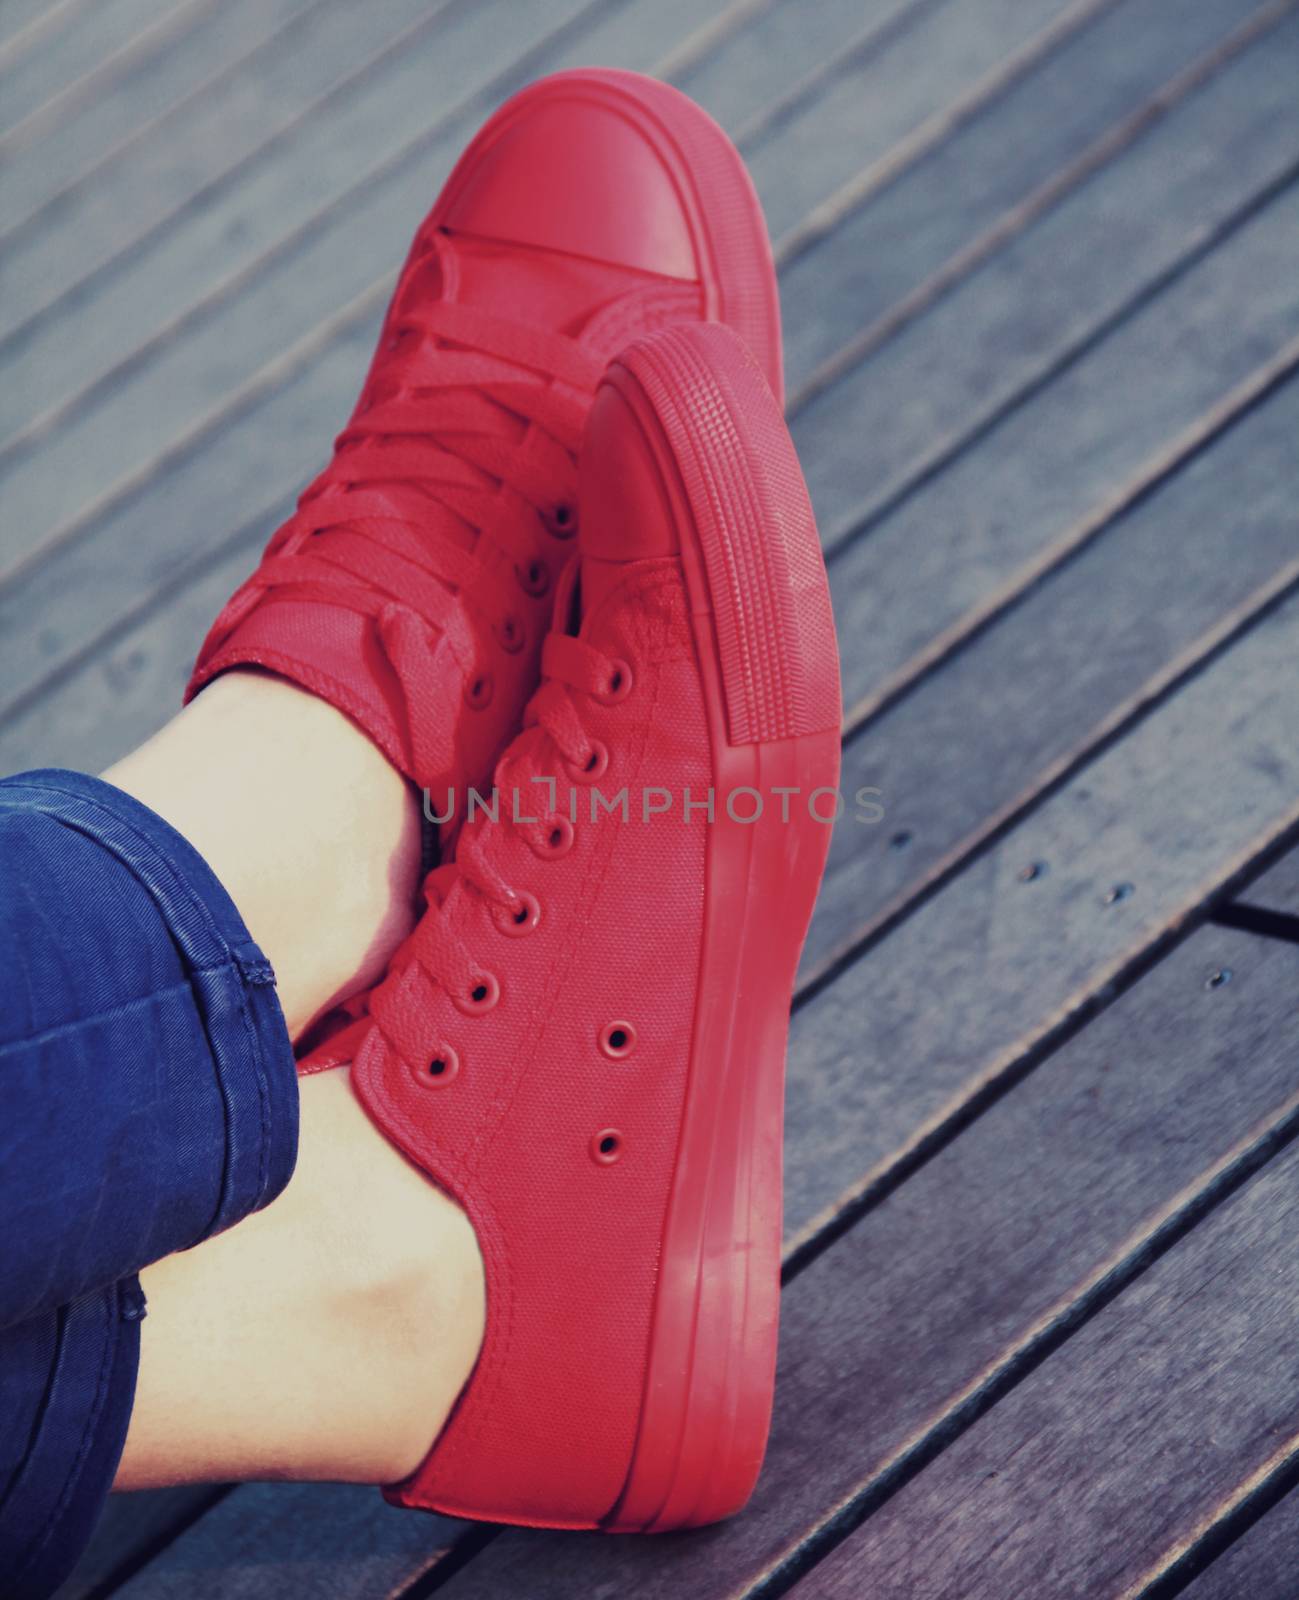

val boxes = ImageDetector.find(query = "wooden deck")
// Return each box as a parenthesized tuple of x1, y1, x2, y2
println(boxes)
(3, 0, 1298, 1594)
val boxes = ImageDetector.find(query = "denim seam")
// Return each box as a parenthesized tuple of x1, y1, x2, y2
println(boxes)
(10, 780, 241, 968)
(223, 954, 274, 1223)
(9, 1290, 120, 1591)
(9, 778, 286, 1235)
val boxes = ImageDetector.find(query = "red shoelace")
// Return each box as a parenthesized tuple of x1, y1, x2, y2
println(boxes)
(368, 628, 627, 1073)
(199, 242, 607, 786)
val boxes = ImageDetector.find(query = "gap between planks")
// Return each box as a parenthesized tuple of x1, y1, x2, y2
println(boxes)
(0, 0, 1277, 619)
(0, 0, 224, 158)
(0, 0, 1149, 499)
(783, 0, 1299, 417)
(0, 0, 606, 358)
(0, 0, 100, 76)
(745, 1063, 1299, 1600)
(770, 0, 1129, 269)
(0, 0, 334, 250)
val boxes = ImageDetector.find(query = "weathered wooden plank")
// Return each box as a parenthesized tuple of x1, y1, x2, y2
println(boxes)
(0, 0, 320, 225)
(2, 0, 1083, 507)
(672, 0, 932, 137)
(0, 0, 723, 616)
(778, 0, 1288, 394)
(807, 353, 1299, 977)
(5, 0, 1253, 543)
(1230, 845, 1299, 914)
(108, 1483, 468, 1599)
(794, 1130, 1299, 1600)
(743, 0, 1085, 240)
(409, 921, 1299, 1599)
(0, 0, 90, 60)
(56, 1487, 221, 1600)
(2, 0, 1286, 752)
(781, 583, 1299, 1251)
(0, 0, 563, 382)
(827, 178, 1299, 731)
(0, 0, 745, 550)
(0, 0, 178, 139)
(1179, 1487, 1299, 1600)
(790, 6, 1299, 545)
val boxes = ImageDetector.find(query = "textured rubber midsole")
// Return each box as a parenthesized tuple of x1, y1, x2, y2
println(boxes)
(601, 326, 840, 1531)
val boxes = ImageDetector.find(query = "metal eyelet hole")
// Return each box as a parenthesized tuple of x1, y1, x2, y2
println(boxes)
(599, 1021, 636, 1060)
(464, 672, 494, 710)
(412, 1044, 460, 1088)
(492, 890, 540, 938)
(591, 1128, 624, 1165)
(496, 614, 525, 654)
(565, 739, 608, 783)
(594, 659, 633, 705)
(517, 559, 551, 598)
(547, 502, 576, 539)
(534, 816, 575, 859)
(456, 971, 500, 1015)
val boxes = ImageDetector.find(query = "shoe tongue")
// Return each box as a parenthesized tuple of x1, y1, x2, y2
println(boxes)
(575, 379, 681, 624)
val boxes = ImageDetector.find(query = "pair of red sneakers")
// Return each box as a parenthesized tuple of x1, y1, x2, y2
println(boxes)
(190, 70, 840, 1531)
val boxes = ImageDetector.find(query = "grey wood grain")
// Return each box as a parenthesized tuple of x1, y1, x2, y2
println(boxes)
(2, 0, 1252, 543)
(1, 0, 1086, 525)
(794, 1128, 1299, 1600)
(0, 0, 320, 225)
(1179, 1486, 1299, 1600)
(54, 1488, 221, 1600)
(742, 0, 1082, 240)
(406, 922, 1299, 1599)
(4, 0, 1289, 757)
(807, 348, 1299, 977)
(673, 0, 935, 138)
(825, 168, 1299, 729)
(780, 583, 1299, 1251)
(0, 0, 87, 57)
(0, 0, 567, 381)
(777, 0, 1284, 394)
(0, 0, 721, 557)
(0, 0, 169, 134)
(108, 1482, 467, 1599)
(790, 7, 1299, 546)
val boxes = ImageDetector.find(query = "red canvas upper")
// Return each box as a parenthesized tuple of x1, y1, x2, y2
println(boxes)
(329, 323, 840, 1531)
(187, 70, 782, 819)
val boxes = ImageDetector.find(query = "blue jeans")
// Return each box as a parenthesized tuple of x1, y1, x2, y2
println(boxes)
(0, 771, 298, 1599)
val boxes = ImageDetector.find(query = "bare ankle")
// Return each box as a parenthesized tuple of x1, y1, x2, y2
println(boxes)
(105, 671, 423, 1036)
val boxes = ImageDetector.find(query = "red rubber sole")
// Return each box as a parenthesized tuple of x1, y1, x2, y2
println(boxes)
(428, 68, 784, 406)
(598, 324, 841, 1531)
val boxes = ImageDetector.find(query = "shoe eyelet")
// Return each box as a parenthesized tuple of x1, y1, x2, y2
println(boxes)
(516, 559, 551, 598)
(412, 1044, 460, 1088)
(496, 614, 526, 654)
(464, 672, 494, 710)
(593, 659, 633, 705)
(455, 971, 500, 1015)
(492, 890, 540, 938)
(533, 815, 575, 859)
(544, 502, 576, 539)
(598, 1021, 636, 1060)
(564, 739, 608, 783)
(590, 1128, 624, 1165)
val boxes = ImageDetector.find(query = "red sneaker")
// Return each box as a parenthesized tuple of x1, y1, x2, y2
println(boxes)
(341, 322, 841, 1530)
(186, 70, 782, 822)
